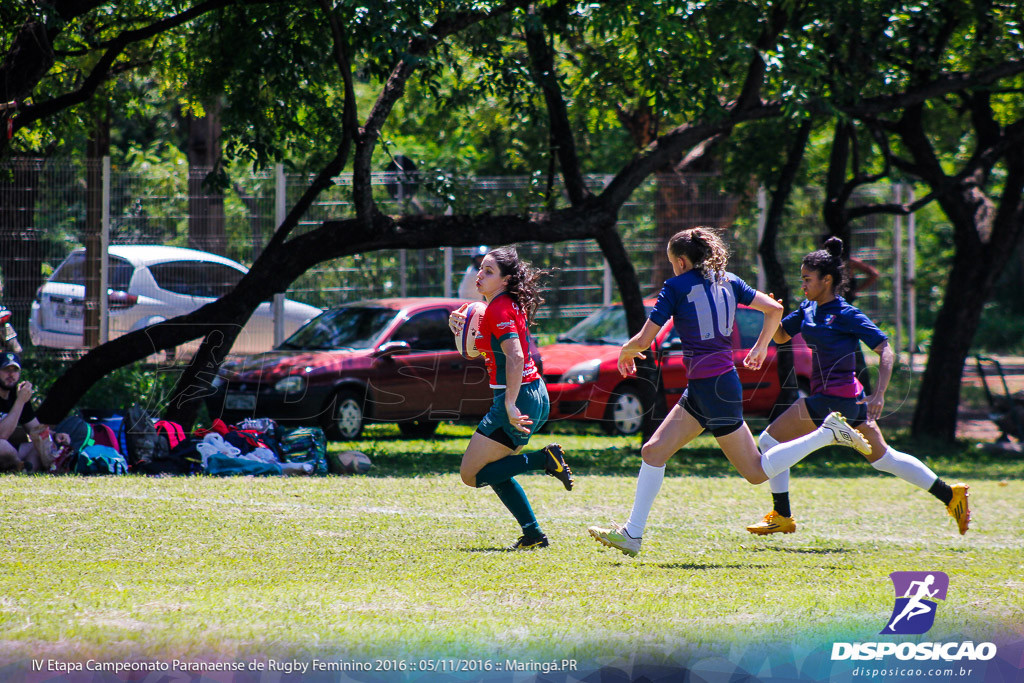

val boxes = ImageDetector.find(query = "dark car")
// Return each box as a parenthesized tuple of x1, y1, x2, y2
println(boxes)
(206, 298, 541, 440)
(541, 301, 813, 435)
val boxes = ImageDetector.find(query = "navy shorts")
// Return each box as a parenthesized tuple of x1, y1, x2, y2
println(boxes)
(803, 392, 868, 428)
(476, 379, 550, 449)
(678, 370, 745, 437)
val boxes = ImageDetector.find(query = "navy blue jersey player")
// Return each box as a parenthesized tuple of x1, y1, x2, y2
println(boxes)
(748, 237, 970, 536)
(588, 227, 797, 557)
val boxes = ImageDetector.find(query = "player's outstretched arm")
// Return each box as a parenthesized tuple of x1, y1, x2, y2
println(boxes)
(743, 291, 784, 370)
(859, 340, 893, 422)
(618, 320, 662, 377)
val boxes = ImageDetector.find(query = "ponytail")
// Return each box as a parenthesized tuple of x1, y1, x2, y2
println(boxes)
(488, 246, 545, 324)
(803, 236, 848, 296)
(667, 227, 729, 281)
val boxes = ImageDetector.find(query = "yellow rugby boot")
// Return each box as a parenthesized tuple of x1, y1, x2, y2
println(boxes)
(746, 510, 797, 535)
(946, 483, 970, 535)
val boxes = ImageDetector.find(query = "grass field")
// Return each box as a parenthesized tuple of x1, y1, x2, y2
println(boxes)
(1, 423, 1022, 674)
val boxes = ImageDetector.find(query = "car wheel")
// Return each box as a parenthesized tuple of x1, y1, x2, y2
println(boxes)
(398, 420, 439, 438)
(602, 386, 646, 436)
(324, 390, 365, 440)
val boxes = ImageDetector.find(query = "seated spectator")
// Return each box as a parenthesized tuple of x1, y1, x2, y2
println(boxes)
(0, 353, 69, 472)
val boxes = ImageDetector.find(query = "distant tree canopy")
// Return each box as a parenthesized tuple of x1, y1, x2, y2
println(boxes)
(2, 0, 1022, 440)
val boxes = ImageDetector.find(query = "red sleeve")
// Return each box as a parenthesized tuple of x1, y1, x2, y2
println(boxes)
(485, 296, 519, 343)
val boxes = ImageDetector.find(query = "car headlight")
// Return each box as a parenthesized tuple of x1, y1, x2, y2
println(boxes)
(274, 375, 306, 393)
(559, 359, 602, 385)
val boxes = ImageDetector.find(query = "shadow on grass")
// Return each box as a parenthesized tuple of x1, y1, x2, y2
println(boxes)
(748, 546, 853, 555)
(340, 423, 1023, 480)
(361, 445, 1020, 480)
(649, 563, 772, 570)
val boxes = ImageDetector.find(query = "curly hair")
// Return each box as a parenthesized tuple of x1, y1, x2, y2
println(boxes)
(667, 227, 730, 281)
(803, 236, 849, 296)
(488, 246, 545, 324)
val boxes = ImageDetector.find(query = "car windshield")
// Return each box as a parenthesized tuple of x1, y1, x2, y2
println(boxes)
(556, 304, 654, 345)
(278, 306, 397, 350)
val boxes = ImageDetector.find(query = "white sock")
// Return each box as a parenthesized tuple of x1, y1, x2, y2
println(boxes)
(760, 426, 836, 479)
(871, 447, 939, 490)
(624, 461, 665, 539)
(759, 430, 789, 493)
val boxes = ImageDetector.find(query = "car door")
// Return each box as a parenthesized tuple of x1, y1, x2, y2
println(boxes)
(655, 322, 689, 407)
(732, 306, 780, 411)
(369, 307, 471, 420)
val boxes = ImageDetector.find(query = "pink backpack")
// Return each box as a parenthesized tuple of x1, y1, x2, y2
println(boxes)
(91, 423, 121, 454)
(154, 420, 187, 450)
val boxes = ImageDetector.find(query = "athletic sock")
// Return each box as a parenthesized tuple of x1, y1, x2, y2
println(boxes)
(490, 478, 542, 536)
(624, 461, 665, 539)
(928, 479, 954, 506)
(870, 447, 939, 491)
(772, 492, 792, 519)
(474, 448, 552, 488)
(525, 447, 550, 470)
(760, 426, 837, 479)
(759, 429, 791, 516)
(475, 453, 530, 488)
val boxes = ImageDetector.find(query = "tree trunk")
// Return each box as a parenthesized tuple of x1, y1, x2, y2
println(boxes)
(762, 120, 811, 417)
(910, 253, 988, 440)
(187, 106, 226, 255)
(650, 171, 743, 287)
(83, 106, 110, 348)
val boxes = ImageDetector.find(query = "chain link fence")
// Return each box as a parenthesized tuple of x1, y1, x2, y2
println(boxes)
(1, 158, 905, 356)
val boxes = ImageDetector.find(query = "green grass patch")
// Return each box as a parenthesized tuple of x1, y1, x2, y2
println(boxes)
(1, 426, 1022, 667)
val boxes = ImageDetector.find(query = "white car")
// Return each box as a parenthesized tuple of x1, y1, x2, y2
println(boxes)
(29, 245, 322, 356)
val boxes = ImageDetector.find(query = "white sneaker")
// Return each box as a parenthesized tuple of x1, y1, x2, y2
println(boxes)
(821, 411, 872, 455)
(588, 523, 642, 557)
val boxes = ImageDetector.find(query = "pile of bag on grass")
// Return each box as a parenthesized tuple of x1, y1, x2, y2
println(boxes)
(47, 406, 369, 477)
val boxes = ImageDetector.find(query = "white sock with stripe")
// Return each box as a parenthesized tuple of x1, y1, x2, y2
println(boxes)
(624, 461, 665, 539)
(871, 447, 939, 490)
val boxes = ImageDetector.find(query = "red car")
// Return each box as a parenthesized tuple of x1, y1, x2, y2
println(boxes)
(207, 298, 507, 440)
(541, 301, 813, 435)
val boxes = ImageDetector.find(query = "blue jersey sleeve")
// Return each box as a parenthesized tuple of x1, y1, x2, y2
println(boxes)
(839, 306, 888, 349)
(649, 282, 678, 327)
(727, 273, 756, 307)
(781, 308, 804, 338)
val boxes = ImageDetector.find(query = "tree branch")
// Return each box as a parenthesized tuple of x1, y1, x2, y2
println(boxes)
(13, 0, 282, 133)
(524, 11, 590, 206)
(352, 0, 534, 226)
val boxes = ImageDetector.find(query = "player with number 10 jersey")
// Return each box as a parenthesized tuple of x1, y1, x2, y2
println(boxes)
(588, 227, 785, 558)
(649, 269, 756, 380)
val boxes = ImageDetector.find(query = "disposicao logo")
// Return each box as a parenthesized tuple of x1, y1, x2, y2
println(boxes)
(831, 571, 997, 663)
(882, 571, 948, 635)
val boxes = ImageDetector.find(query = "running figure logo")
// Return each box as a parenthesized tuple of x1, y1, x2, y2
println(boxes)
(881, 571, 949, 635)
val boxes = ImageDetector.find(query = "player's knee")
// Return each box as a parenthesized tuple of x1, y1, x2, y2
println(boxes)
(459, 463, 478, 487)
(744, 469, 768, 486)
(640, 441, 670, 467)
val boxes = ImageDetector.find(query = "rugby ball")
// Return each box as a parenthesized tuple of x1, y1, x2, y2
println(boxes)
(331, 450, 372, 475)
(455, 301, 485, 359)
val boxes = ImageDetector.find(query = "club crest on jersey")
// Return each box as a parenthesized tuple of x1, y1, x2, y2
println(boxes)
(823, 314, 836, 326)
